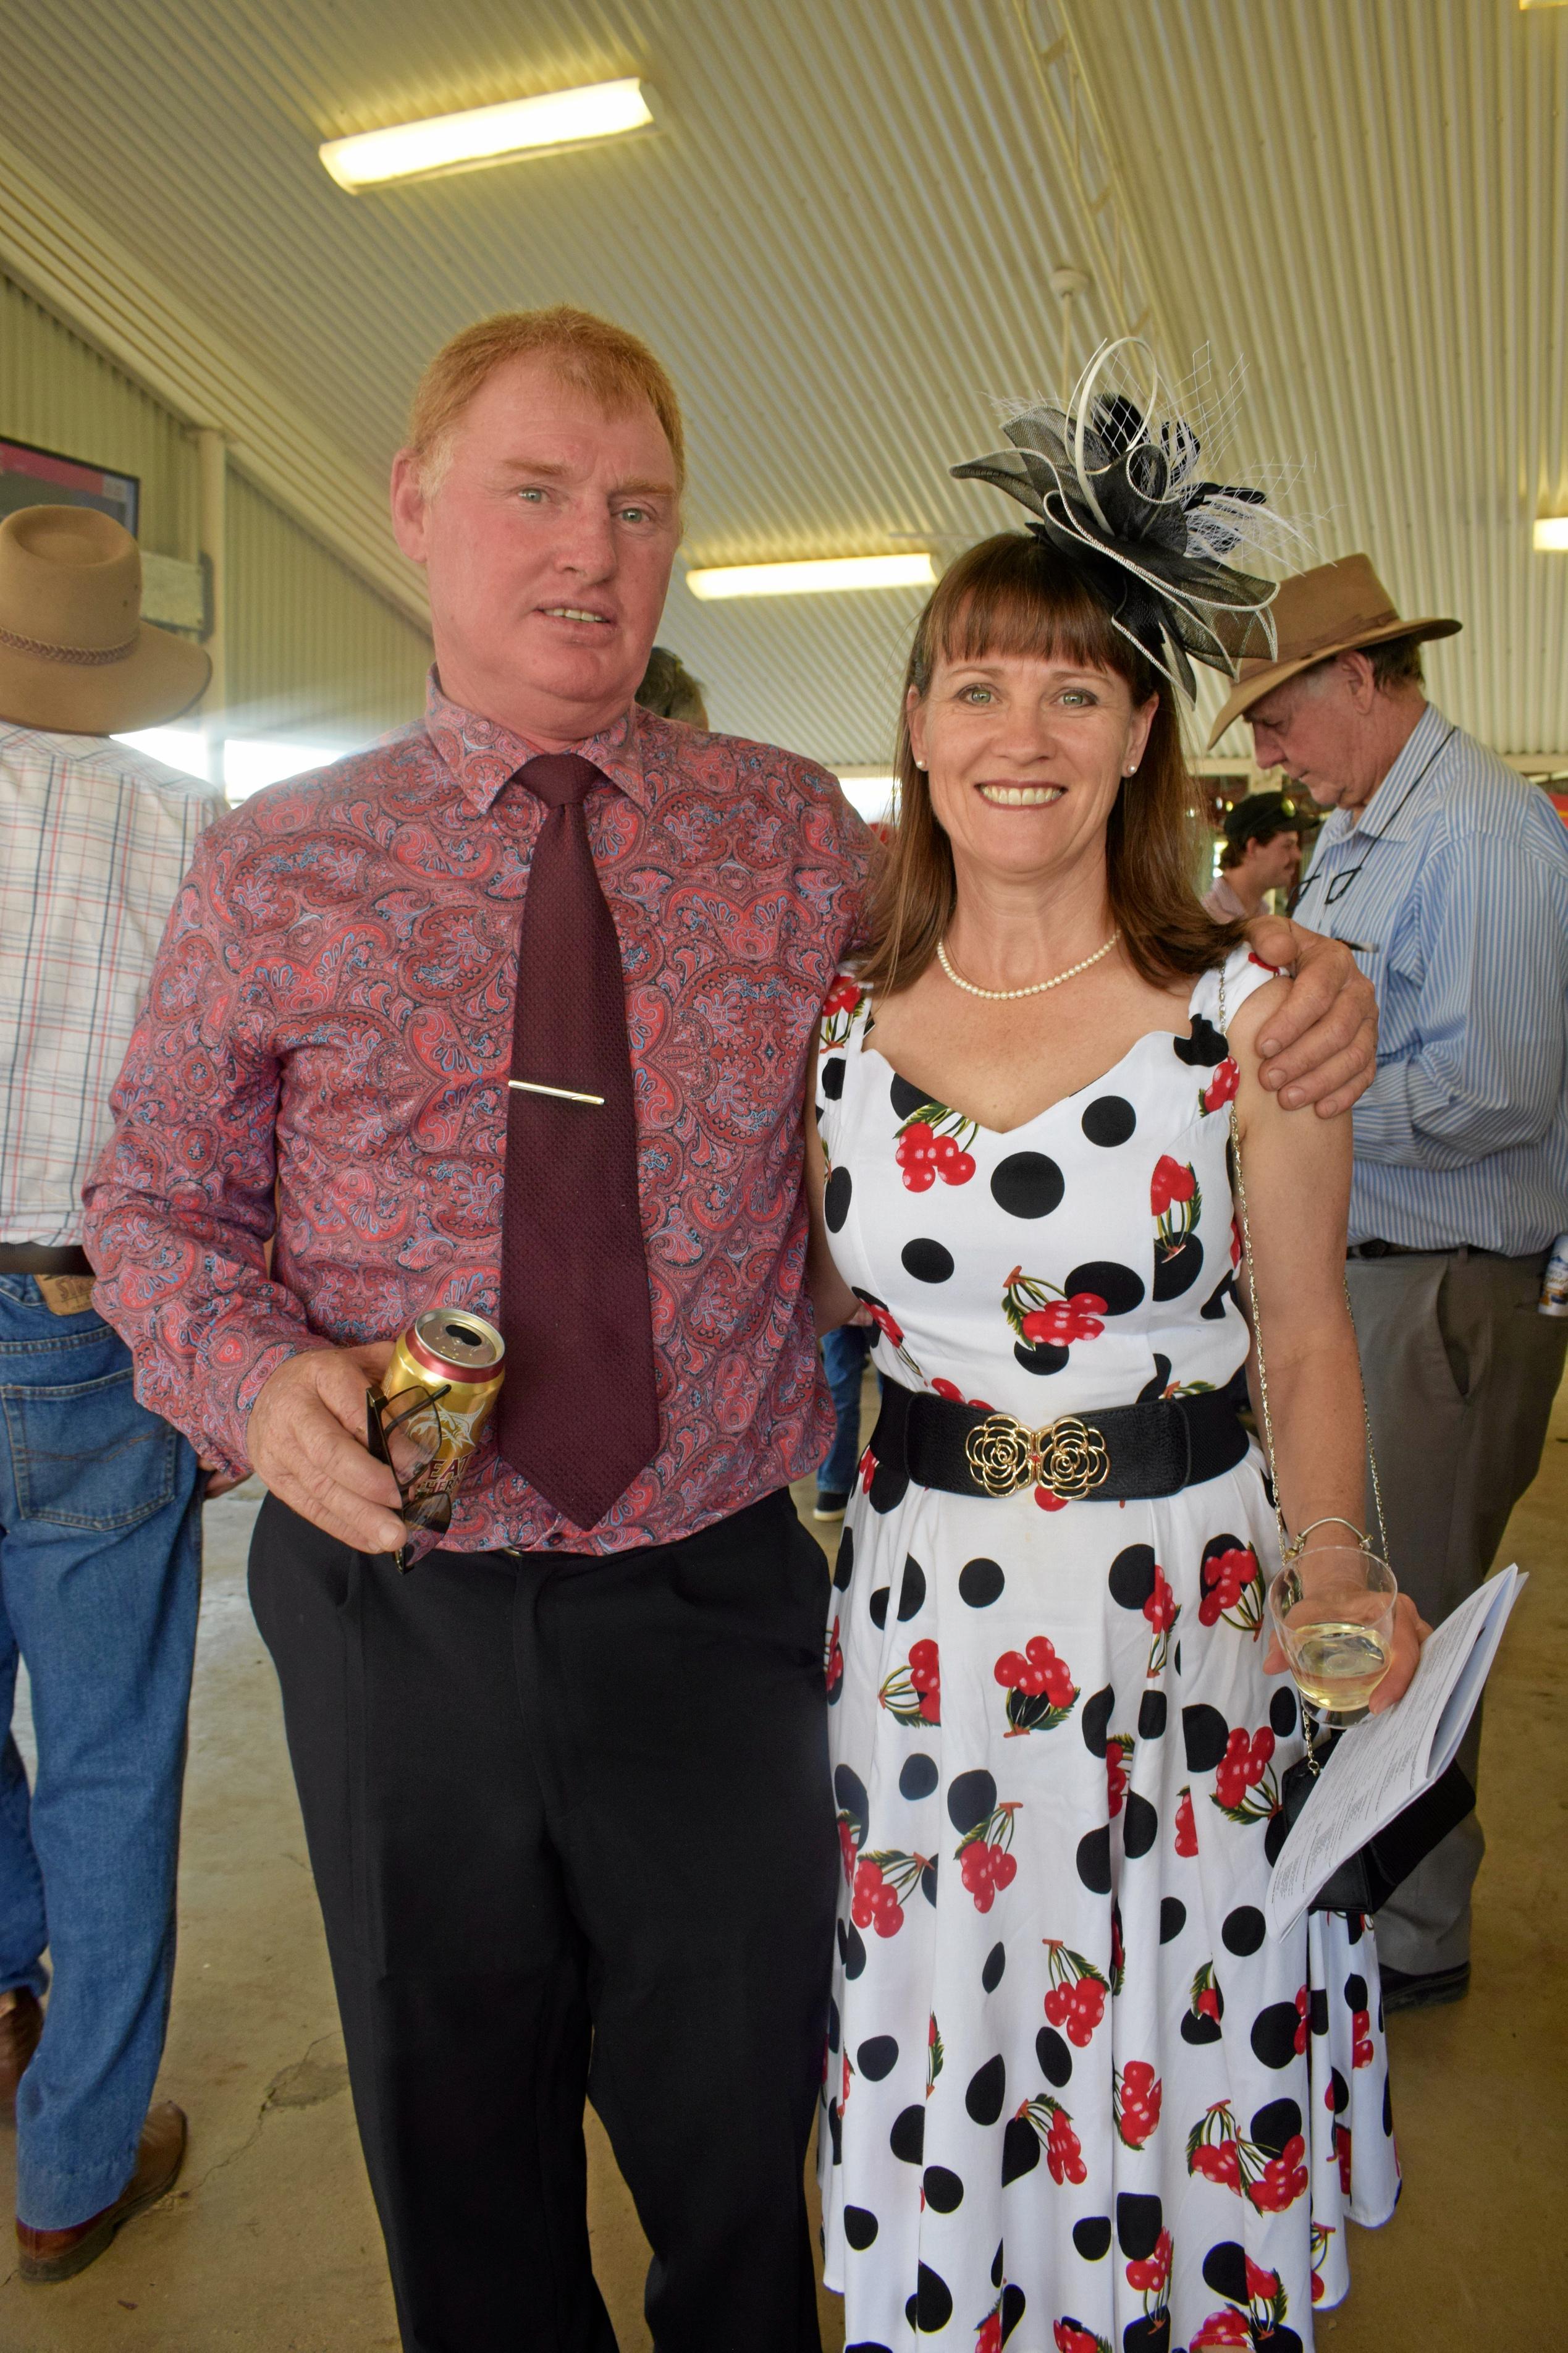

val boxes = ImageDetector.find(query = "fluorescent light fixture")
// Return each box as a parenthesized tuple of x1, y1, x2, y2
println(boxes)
(320, 79, 655, 191)
(685, 553, 937, 601)
(1534, 517, 1568, 551)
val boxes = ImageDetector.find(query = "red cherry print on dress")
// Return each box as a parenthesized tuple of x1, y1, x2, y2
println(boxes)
(1124, 2226, 1173, 2296)
(978, 2315, 1003, 2353)
(1113, 2059, 1163, 2148)
(1042, 1941, 1109, 2048)
(1212, 1724, 1281, 1822)
(1247, 2132, 1309, 2213)
(1198, 1542, 1265, 1633)
(931, 1377, 964, 1401)
(1149, 1154, 1196, 1215)
(1174, 1787, 1198, 1857)
(858, 1444, 876, 1495)
(1202, 1057, 1241, 1114)
(1191, 2312, 1250, 2348)
(879, 1640, 942, 1726)
(994, 1636, 1079, 1734)
(1106, 1734, 1132, 1819)
(824, 1615, 843, 1697)
(1352, 2006, 1374, 2068)
(1333, 2119, 1352, 2194)
(1052, 2323, 1106, 2353)
(956, 1799, 1021, 1913)
(1294, 1984, 1310, 2055)
(895, 1101, 979, 1189)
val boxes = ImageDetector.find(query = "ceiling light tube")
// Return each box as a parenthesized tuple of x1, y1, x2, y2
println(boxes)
(1534, 517, 1568, 552)
(685, 553, 937, 601)
(320, 79, 655, 191)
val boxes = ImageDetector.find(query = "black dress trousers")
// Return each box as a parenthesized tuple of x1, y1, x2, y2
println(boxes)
(249, 1487, 838, 2353)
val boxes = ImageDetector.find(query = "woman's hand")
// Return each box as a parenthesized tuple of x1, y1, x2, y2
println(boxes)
(1263, 1590, 1431, 1713)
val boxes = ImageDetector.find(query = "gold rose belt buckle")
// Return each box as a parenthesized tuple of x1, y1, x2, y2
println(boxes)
(964, 1411, 1111, 1502)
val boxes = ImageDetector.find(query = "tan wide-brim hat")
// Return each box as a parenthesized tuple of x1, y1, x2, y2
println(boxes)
(0, 504, 211, 734)
(1205, 552, 1461, 750)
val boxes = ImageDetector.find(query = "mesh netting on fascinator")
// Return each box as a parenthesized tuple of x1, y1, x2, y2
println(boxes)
(951, 340, 1311, 701)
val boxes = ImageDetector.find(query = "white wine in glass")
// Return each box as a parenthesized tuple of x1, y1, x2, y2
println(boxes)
(1268, 1548, 1397, 1728)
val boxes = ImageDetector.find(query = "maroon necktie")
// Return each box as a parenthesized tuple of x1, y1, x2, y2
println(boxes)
(496, 754, 659, 1527)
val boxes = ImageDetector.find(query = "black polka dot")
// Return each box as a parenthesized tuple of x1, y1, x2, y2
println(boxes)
(948, 1768, 997, 1836)
(1123, 1791, 1158, 1858)
(1076, 1825, 1111, 1894)
(901, 1238, 954, 1283)
(1182, 1704, 1230, 1773)
(915, 2264, 953, 2332)
(1250, 2098, 1302, 2158)
(922, 2165, 964, 2215)
(1270, 1684, 1299, 1738)
(1174, 1014, 1227, 1069)
(824, 1165, 852, 1232)
(1346, 1909, 1365, 1945)
(842, 1923, 867, 1979)
(832, 1523, 854, 1591)
(1137, 1353, 1173, 1400)
(1073, 2216, 1113, 2261)
(889, 2105, 925, 2163)
(1159, 1896, 1186, 1943)
(1344, 1972, 1368, 2013)
(1013, 1338, 1070, 1376)
(890, 1073, 930, 1119)
(1201, 1272, 1237, 1321)
(1116, 2192, 1164, 2260)
(857, 2035, 898, 2081)
(896, 1555, 926, 1621)
(1310, 1988, 1330, 2037)
(867, 1455, 909, 1515)
(828, 2100, 841, 2165)
(1001, 2284, 1026, 2340)
(990, 1151, 1064, 1219)
(899, 1752, 938, 1801)
(990, 2243, 1003, 2289)
(982, 1942, 1006, 1993)
(1181, 2006, 1222, 2047)
(1064, 1259, 1145, 1315)
(1383, 2074, 1394, 2136)
(1036, 2026, 1072, 2085)
(1203, 2241, 1249, 2304)
(869, 1586, 890, 1629)
(820, 1056, 845, 1100)
(1001, 2115, 1040, 2184)
(1222, 1906, 1267, 1956)
(1264, 1809, 1291, 1867)
(1328, 2066, 1349, 2116)
(1082, 1095, 1136, 1146)
(920, 1858, 938, 1906)
(1251, 2003, 1304, 2069)
(828, 1997, 841, 2050)
(965, 2055, 1006, 2126)
(1152, 1233, 1204, 1301)
(959, 1557, 1005, 1608)
(1138, 1689, 1168, 1741)
(1108, 1544, 1157, 1610)
(843, 2205, 878, 2250)
(1081, 1686, 1113, 1758)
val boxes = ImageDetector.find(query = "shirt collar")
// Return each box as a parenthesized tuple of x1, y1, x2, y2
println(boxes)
(423, 668, 650, 815)
(1345, 701, 1453, 843)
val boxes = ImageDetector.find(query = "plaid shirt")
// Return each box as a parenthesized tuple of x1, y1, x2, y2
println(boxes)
(0, 724, 218, 1247)
(85, 677, 869, 1552)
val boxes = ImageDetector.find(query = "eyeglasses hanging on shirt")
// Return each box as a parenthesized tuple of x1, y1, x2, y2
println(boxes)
(1286, 722, 1459, 952)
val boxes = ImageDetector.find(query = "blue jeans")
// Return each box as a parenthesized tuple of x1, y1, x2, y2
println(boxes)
(819, 1323, 875, 1497)
(0, 1274, 201, 2228)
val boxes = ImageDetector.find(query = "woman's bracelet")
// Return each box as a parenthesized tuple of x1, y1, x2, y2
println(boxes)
(1282, 1515, 1373, 1562)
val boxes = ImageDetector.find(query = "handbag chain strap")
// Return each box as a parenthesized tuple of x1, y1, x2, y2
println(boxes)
(1216, 965, 1389, 1571)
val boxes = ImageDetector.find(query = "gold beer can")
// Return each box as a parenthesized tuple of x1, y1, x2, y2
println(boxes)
(386, 1309, 506, 1504)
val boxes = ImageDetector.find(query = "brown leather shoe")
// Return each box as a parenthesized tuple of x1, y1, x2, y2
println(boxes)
(0, 1987, 44, 2124)
(17, 2100, 187, 2283)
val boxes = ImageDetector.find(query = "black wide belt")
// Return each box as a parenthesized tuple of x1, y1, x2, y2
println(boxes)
(0, 1242, 93, 1276)
(868, 1377, 1250, 1508)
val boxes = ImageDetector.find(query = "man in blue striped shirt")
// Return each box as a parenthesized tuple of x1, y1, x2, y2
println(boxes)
(1210, 553, 1568, 2011)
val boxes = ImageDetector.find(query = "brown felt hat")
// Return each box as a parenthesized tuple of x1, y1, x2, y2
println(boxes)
(0, 505, 211, 734)
(1205, 552, 1460, 750)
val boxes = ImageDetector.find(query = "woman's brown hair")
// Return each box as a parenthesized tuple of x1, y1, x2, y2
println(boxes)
(856, 533, 1242, 994)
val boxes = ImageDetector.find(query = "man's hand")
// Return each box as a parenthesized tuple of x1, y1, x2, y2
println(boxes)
(247, 1343, 406, 1555)
(1244, 916, 1378, 1118)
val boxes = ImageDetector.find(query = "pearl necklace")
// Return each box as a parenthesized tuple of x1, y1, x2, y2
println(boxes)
(936, 929, 1120, 1002)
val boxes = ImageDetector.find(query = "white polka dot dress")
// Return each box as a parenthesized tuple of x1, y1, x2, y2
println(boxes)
(815, 947, 1397, 2353)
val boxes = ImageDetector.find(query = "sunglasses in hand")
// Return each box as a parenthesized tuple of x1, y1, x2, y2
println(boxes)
(365, 1379, 454, 1562)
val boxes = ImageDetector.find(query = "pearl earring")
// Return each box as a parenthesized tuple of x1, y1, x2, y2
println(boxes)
(915, 758, 928, 770)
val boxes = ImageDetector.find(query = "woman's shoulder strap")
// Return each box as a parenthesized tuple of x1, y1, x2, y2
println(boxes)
(1189, 941, 1285, 1034)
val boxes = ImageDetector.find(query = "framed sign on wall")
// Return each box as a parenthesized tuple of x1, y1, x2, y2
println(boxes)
(0, 436, 139, 533)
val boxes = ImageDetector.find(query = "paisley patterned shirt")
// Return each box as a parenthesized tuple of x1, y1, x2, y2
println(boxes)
(84, 675, 869, 1552)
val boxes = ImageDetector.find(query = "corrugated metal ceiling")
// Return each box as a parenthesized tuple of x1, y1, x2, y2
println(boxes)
(0, 0, 1561, 763)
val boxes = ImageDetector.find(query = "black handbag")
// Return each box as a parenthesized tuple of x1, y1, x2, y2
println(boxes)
(1279, 1741, 1476, 1915)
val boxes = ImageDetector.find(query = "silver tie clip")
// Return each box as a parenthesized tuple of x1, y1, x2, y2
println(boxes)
(508, 1079, 605, 1106)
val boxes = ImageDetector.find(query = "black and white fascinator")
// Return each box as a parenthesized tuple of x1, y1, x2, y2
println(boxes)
(952, 340, 1310, 701)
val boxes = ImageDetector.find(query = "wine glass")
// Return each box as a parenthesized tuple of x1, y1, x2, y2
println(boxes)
(1267, 1546, 1398, 1730)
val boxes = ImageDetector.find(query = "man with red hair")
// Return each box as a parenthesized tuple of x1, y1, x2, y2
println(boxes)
(87, 307, 1375, 2351)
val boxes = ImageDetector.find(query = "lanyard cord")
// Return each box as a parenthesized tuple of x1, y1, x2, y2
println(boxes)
(1292, 722, 1459, 915)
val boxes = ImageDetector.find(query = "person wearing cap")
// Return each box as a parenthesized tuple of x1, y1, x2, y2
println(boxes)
(1210, 552, 1568, 2013)
(0, 504, 217, 2278)
(1203, 788, 1304, 921)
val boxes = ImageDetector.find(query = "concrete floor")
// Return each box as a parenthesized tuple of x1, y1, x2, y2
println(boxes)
(1, 1377, 1564, 2351)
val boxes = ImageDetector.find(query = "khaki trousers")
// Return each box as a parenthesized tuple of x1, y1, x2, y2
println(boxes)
(1344, 1247, 1567, 1975)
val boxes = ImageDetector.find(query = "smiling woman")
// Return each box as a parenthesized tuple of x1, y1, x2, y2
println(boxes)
(858, 532, 1236, 999)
